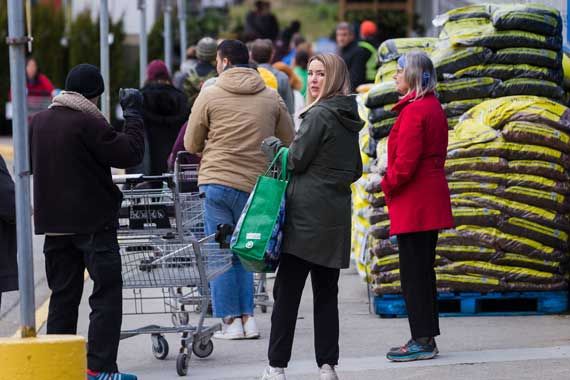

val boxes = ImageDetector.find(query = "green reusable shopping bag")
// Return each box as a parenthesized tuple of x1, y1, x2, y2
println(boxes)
(231, 147, 289, 272)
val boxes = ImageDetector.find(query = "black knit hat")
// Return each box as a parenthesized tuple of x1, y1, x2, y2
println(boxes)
(65, 64, 104, 99)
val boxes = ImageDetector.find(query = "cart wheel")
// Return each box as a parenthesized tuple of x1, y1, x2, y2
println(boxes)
(176, 352, 190, 376)
(151, 335, 169, 360)
(192, 339, 214, 358)
(261, 305, 268, 313)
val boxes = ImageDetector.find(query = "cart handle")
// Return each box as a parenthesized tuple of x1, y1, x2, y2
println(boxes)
(176, 151, 193, 159)
(112, 174, 174, 186)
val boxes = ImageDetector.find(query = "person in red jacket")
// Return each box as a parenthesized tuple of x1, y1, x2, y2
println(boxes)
(380, 50, 453, 362)
(26, 57, 55, 97)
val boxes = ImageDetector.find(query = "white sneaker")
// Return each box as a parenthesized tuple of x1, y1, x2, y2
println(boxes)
(213, 318, 245, 340)
(319, 364, 339, 380)
(243, 316, 260, 339)
(261, 366, 286, 380)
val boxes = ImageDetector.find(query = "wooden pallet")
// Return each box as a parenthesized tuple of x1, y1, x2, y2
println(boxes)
(374, 291, 569, 317)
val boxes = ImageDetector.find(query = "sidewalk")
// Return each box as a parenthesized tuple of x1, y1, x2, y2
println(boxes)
(61, 266, 570, 379)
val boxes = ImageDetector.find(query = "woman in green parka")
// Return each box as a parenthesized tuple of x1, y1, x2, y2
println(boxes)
(261, 53, 364, 380)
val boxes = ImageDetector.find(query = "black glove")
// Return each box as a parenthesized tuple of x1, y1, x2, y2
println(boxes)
(261, 136, 284, 161)
(119, 88, 143, 120)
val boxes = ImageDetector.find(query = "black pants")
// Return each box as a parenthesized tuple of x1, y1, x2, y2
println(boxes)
(44, 230, 123, 372)
(268, 253, 340, 368)
(397, 230, 440, 339)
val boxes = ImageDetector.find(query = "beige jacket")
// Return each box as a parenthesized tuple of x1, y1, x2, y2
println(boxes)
(184, 67, 294, 193)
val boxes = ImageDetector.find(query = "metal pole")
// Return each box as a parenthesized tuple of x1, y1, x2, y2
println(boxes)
(138, 0, 148, 87)
(6, 0, 36, 338)
(164, 0, 173, 74)
(178, 0, 187, 68)
(566, 0, 570, 52)
(100, 0, 110, 120)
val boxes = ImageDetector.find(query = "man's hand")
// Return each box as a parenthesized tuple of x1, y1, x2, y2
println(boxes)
(119, 88, 143, 120)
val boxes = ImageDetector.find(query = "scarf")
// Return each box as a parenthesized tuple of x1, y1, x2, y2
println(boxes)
(49, 91, 107, 121)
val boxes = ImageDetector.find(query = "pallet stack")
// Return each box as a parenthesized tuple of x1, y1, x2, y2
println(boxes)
(352, 3, 570, 316)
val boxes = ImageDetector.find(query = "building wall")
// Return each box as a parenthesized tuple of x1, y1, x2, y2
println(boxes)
(71, 0, 159, 35)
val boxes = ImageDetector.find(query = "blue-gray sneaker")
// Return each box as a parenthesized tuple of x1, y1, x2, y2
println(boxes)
(87, 370, 138, 380)
(386, 339, 438, 362)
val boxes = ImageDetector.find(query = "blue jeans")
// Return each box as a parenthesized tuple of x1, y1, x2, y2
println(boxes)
(201, 184, 254, 318)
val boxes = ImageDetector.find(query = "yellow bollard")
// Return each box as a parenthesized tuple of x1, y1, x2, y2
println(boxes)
(0, 335, 86, 380)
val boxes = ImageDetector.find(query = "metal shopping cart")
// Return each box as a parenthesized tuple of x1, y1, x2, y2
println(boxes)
(113, 164, 231, 376)
(5, 95, 52, 121)
(173, 152, 206, 241)
(254, 273, 272, 313)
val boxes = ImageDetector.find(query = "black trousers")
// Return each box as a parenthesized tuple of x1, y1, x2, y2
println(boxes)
(397, 230, 440, 339)
(44, 230, 123, 372)
(268, 253, 340, 368)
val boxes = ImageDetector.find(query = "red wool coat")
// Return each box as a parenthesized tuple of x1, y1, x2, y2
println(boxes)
(380, 91, 454, 236)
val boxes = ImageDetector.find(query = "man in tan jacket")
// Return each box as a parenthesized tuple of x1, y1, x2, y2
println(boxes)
(184, 39, 294, 340)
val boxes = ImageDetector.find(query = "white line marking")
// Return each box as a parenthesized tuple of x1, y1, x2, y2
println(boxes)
(187, 345, 570, 379)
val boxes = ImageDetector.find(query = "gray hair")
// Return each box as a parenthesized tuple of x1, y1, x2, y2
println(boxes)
(402, 50, 437, 100)
(336, 22, 353, 34)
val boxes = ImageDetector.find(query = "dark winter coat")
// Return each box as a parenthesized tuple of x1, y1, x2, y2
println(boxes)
(381, 91, 454, 235)
(30, 107, 144, 234)
(141, 83, 189, 176)
(0, 154, 18, 293)
(340, 40, 372, 91)
(282, 95, 364, 269)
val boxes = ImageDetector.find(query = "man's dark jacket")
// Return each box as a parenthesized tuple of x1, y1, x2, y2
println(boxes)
(340, 39, 372, 91)
(0, 154, 17, 293)
(30, 107, 144, 234)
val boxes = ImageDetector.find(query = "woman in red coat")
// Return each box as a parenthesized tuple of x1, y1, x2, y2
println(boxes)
(380, 50, 453, 362)
(26, 57, 55, 97)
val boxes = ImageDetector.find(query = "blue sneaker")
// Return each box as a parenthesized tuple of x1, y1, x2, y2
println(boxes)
(87, 370, 138, 380)
(386, 339, 438, 362)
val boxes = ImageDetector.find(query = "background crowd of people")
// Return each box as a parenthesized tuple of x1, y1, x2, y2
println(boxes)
(1, 13, 387, 380)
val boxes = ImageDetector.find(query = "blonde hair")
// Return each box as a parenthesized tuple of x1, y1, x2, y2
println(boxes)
(401, 50, 437, 100)
(305, 53, 351, 111)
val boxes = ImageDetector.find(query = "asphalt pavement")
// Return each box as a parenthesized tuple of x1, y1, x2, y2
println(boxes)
(1, 137, 570, 379)
(0, 143, 50, 337)
(72, 268, 570, 380)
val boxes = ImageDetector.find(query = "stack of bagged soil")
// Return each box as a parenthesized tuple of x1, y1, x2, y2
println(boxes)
(371, 96, 570, 294)
(351, 3, 570, 295)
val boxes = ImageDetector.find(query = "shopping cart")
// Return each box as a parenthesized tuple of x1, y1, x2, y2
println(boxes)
(118, 234, 232, 376)
(5, 95, 52, 121)
(113, 167, 230, 376)
(254, 273, 272, 313)
(173, 152, 205, 241)
(115, 174, 179, 240)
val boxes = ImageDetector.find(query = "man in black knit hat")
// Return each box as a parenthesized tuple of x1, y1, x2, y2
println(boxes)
(29, 63, 143, 380)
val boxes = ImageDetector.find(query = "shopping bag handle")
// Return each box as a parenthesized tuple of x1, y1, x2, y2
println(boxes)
(265, 147, 289, 181)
